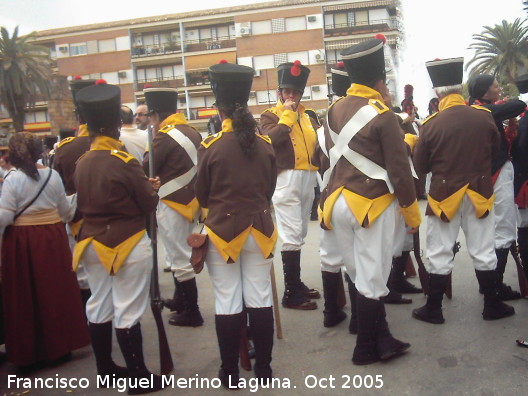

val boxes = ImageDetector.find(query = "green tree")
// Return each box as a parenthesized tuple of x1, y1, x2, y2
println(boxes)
(0, 26, 51, 132)
(466, 18, 528, 86)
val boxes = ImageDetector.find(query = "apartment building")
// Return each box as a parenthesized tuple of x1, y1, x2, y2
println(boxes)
(21, 0, 402, 135)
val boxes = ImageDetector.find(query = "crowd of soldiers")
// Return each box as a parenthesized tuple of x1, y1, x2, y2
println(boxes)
(0, 32, 527, 394)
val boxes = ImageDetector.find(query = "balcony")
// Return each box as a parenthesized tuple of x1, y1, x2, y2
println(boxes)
(184, 36, 236, 53)
(324, 17, 399, 37)
(135, 76, 185, 91)
(131, 43, 182, 58)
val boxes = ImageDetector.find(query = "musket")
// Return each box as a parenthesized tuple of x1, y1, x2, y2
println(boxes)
(509, 242, 528, 297)
(337, 270, 347, 309)
(239, 310, 252, 371)
(412, 231, 429, 295)
(404, 254, 417, 278)
(270, 264, 283, 339)
(147, 125, 174, 375)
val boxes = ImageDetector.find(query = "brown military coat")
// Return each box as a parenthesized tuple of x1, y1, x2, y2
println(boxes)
(413, 94, 500, 217)
(74, 136, 159, 248)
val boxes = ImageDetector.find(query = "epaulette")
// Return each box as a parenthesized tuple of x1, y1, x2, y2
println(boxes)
(263, 107, 278, 116)
(471, 105, 492, 113)
(159, 125, 174, 134)
(256, 134, 272, 144)
(110, 149, 135, 163)
(422, 112, 438, 125)
(368, 99, 389, 114)
(57, 137, 75, 149)
(201, 132, 223, 149)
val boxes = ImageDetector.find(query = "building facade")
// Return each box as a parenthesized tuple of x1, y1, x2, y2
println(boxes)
(26, 0, 402, 134)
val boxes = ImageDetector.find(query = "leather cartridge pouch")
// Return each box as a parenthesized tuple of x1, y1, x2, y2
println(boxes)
(187, 233, 208, 274)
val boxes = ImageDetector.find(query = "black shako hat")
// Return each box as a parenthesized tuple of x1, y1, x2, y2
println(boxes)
(76, 84, 122, 131)
(340, 39, 385, 85)
(209, 61, 255, 106)
(144, 88, 178, 115)
(331, 61, 350, 97)
(425, 57, 464, 88)
(69, 78, 96, 108)
(277, 61, 310, 92)
(515, 74, 528, 94)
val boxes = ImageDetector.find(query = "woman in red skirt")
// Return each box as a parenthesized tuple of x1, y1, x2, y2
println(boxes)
(0, 132, 89, 367)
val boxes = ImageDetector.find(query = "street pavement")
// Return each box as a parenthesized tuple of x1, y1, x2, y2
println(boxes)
(1, 201, 528, 395)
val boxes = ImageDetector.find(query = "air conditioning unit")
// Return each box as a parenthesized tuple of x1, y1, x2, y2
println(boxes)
(249, 91, 256, 98)
(254, 69, 261, 77)
(58, 45, 68, 53)
(307, 15, 317, 22)
(315, 52, 325, 62)
(118, 71, 127, 78)
(312, 86, 320, 92)
(240, 27, 251, 36)
(236, 22, 251, 37)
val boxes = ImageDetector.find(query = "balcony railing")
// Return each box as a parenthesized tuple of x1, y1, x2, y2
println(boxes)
(135, 77, 185, 91)
(324, 18, 399, 35)
(131, 43, 182, 58)
(184, 36, 236, 53)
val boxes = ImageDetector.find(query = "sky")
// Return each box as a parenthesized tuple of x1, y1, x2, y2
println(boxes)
(0, 0, 526, 113)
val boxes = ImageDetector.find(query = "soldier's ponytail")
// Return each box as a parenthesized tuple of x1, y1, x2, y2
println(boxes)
(218, 103, 257, 156)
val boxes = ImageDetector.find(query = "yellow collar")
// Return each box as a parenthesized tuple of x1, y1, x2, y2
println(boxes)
(276, 100, 306, 114)
(439, 94, 466, 112)
(78, 124, 89, 137)
(221, 118, 233, 133)
(160, 113, 188, 129)
(346, 84, 384, 102)
(90, 135, 122, 151)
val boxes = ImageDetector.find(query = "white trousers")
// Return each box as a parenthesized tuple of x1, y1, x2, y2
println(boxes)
(206, 234, 273, 315)
(426, 195, 496, 275)
(272, 169, 316, 251)
(157, 201, 195, 282)
(67, 223, 90, 290)
(83, 234, 152, 328)
(494, 161, 517, 249)
(331, 194, 395, 299)
(320, 227, 343, 273)
(393, 212, 414, 258)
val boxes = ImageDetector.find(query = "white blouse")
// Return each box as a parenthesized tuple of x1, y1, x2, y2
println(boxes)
(0, 167, 75, 228)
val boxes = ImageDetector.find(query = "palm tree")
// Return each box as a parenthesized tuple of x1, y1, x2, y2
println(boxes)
(0, 26, 51, 132)
(524, 0, 528, 14)
(466, 18, 528, 85)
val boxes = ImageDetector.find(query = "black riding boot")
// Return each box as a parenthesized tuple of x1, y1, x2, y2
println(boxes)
(322, 271, 347, 327)
(412, 274, 449, 324)
(344, 273, 358, 334)
(518, 227, 528, 280)
(475, 270, 515, 320)
(115, 323, 165, 395)
(382, 268, 412, 304)
(281, 251, 317, 310)
(377, 303, 410, 360)
(163, 276, 185, 313)
(391, 252, 422, 294)
(168, 278, 204, 327)
(216, 313, 244, 389)
(88, 322, 128, 379)
(352, 294, 380, 365)
(247, 307, 274, 381)
(495, 248, 521, 300)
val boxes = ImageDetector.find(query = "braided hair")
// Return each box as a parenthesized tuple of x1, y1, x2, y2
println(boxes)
(217, 103, 257, 156)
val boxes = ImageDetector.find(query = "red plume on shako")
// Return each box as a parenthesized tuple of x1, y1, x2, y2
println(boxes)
(73, 75, 82, 80)
(218, 59, 228, 64)
(374, 33, 386, 44)
(290, 60, 302, 77)
(95, 79, 107, 85)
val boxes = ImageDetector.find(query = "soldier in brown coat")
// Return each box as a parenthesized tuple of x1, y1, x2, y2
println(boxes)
(73, 83, 164, 394)
(315, 38, 421, 365)
(196, 61, 277, 388)
(142, 88, 204, 328)
(412, 58, 514, 325)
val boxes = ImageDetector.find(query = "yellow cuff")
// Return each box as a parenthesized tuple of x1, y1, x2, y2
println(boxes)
(404, 134, 418, 153)
(278, 110, 298, 128)
(400, 200, 421, 228)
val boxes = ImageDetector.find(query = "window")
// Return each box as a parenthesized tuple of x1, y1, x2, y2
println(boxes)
(355, 10, 369, 26)
(69, 43, 87, 56)
(285, 16, 306, 32)
(87, 40, 98, 54)
(271, 18, 285, 33)
(252, 20, 272, 35)
(334, 13, 347, 28)
(89, 73, 101, 79)
(287, 51, 309, 65)
(273, 53, 287, 68)
(253, 55, 274, 70)
(256, 90, 276, 105)
(25, 111, 48, 123)
(99, 39, 116, 52)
